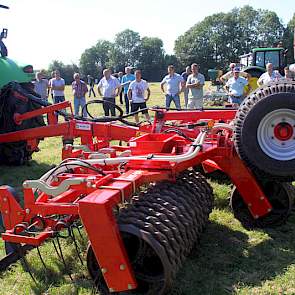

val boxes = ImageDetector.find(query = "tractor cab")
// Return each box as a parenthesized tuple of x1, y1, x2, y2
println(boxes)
(240, 47, 287, 77)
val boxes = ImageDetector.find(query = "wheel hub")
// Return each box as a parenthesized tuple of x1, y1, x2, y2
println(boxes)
(273, 122, 293, 141)
(257, 109, 295, 161)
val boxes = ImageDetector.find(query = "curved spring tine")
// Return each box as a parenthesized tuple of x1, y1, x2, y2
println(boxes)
(52, 239, 62, 259)
(70, 226, 84, 265)
(16, 244, 37, 284)
(36, 246, 47, 271)
(56, 236, 73, 281)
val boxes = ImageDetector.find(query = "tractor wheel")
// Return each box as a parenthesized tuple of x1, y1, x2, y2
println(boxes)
(230, 181, 294, 229)
(0, 142, 27, 165)
(234, 82, 295, 181)
(0, 186, 21, 254)
(86, 170, 213, 295)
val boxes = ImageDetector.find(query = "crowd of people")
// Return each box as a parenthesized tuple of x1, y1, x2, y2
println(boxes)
(33, 61, 294, 121)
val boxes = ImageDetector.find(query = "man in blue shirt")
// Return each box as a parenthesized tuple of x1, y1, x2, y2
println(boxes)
(160, 65, 184, 110)
(121, 67, 135, 114)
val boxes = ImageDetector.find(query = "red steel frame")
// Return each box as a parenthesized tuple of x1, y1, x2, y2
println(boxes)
(0, 102, 273, 292)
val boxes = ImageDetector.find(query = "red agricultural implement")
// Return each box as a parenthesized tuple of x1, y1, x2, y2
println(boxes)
(0, 80, 295, 294)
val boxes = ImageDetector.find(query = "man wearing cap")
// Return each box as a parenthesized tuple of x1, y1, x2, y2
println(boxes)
(225, 67, 249, 106)
(121, 67, 135, 114)
(220, 63, 248, 84)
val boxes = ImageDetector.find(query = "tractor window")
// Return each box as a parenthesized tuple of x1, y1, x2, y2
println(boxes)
(265, 51, 280, 69)
(255, 52, 264, 67)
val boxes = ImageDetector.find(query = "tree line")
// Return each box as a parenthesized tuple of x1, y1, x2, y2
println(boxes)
(48, 5, 295, 84)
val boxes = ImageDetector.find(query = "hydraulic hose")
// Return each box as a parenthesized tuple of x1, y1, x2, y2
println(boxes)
(39, 131, 206, 183)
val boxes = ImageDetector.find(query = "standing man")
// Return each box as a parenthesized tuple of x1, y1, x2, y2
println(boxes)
(121, 67, 135, 114)
(72, 73, 88, 117)
(48, 71, 55, 101)
(181, 66, 191, 108)
(87, 75, 96, 98)
(283, 66, 293, 81)
(51, 70, 65, 104)
(97, 69, 121, 116)
(186, 63, 205, 109)
(225, 67, 249, 106)
(160, 65, 184, 110)
(128, 69, 151, 123)
(257, 63, 282, 86)
(34, 71, 49, 101)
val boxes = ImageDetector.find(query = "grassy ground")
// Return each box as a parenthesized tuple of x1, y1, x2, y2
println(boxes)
(0, 83, 295, 294)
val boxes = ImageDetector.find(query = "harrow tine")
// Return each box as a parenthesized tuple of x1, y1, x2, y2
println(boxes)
(52, 239, 62, 259)
(36, 246, 47, 271)
(55, 236, 73, 281)
(70, 226, 84, 265)
(16, 244, 37, 284)
(75, 224, 84, 240)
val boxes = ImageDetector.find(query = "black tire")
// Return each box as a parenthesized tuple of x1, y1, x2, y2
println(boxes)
(234, 81, 295, 181)
(230, 181, 294, 229)
(87, 170, 213, 295)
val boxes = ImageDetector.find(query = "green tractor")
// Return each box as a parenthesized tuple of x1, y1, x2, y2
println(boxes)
(0, 4, 34, 89)
(239, 47, 288, 88)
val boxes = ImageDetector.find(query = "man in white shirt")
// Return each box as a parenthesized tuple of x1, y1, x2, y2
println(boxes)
(257, 63, 282, 86)
(186, 63, 205, 109)
(51, 70, 65, 104)
(225, 67, 249, 106)
(160, 65, 184, 110)
(34, 71, 49, 101)
(128, 70, 151, 123)
(97, 69, 121, 116)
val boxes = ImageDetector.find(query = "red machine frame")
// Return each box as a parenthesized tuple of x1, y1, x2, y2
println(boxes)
(0, 101, 273, 292)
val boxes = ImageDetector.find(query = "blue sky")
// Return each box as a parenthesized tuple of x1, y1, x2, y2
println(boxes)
(1, 0, 294, 69)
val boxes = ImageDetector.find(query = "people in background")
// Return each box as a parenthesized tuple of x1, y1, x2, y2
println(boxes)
(225, 67, 249, 106)
(51, 70, 65, 104)
(72, 73, 88, 117)
(121, 67, 135, 114)
(160, 65, 184, 110)
(118, 71, 124, 104)
(87, 74, 96, 98)
(186, 63, 205, 109)
(257, 63, 282, 86)
(128, 69, 151, 123)
(220, 62, 248, 84)
(181, 66, 191, 108)
(97, 69, 122, 116)
(34, 71, 49, 101)
(284, 66, 293, 81)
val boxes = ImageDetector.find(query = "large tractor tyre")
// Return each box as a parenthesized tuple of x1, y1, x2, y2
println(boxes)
(86, 170, 213, 295)
(234, 82, 295, 181)
(230, 181, 294, 229)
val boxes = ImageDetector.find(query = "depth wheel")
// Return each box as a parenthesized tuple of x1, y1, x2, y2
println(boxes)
(230, 181, 294, 229)
(234, 82, 295, 181)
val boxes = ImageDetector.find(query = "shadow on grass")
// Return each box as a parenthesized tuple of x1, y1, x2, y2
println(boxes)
(169, 219, 295, 295)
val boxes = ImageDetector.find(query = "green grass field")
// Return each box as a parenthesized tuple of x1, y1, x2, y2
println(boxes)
(1, 83, 295, 295)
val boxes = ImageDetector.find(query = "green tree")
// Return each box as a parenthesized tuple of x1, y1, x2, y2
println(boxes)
(174, 6, 285, 76)
(108, 29, 141, 71)
(137, 37, 165, 81)
(80, 40, 112, 78)
(283, 13, 295, 64)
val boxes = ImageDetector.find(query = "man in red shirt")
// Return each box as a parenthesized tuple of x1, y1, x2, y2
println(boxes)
(72, 73, 88, 117)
